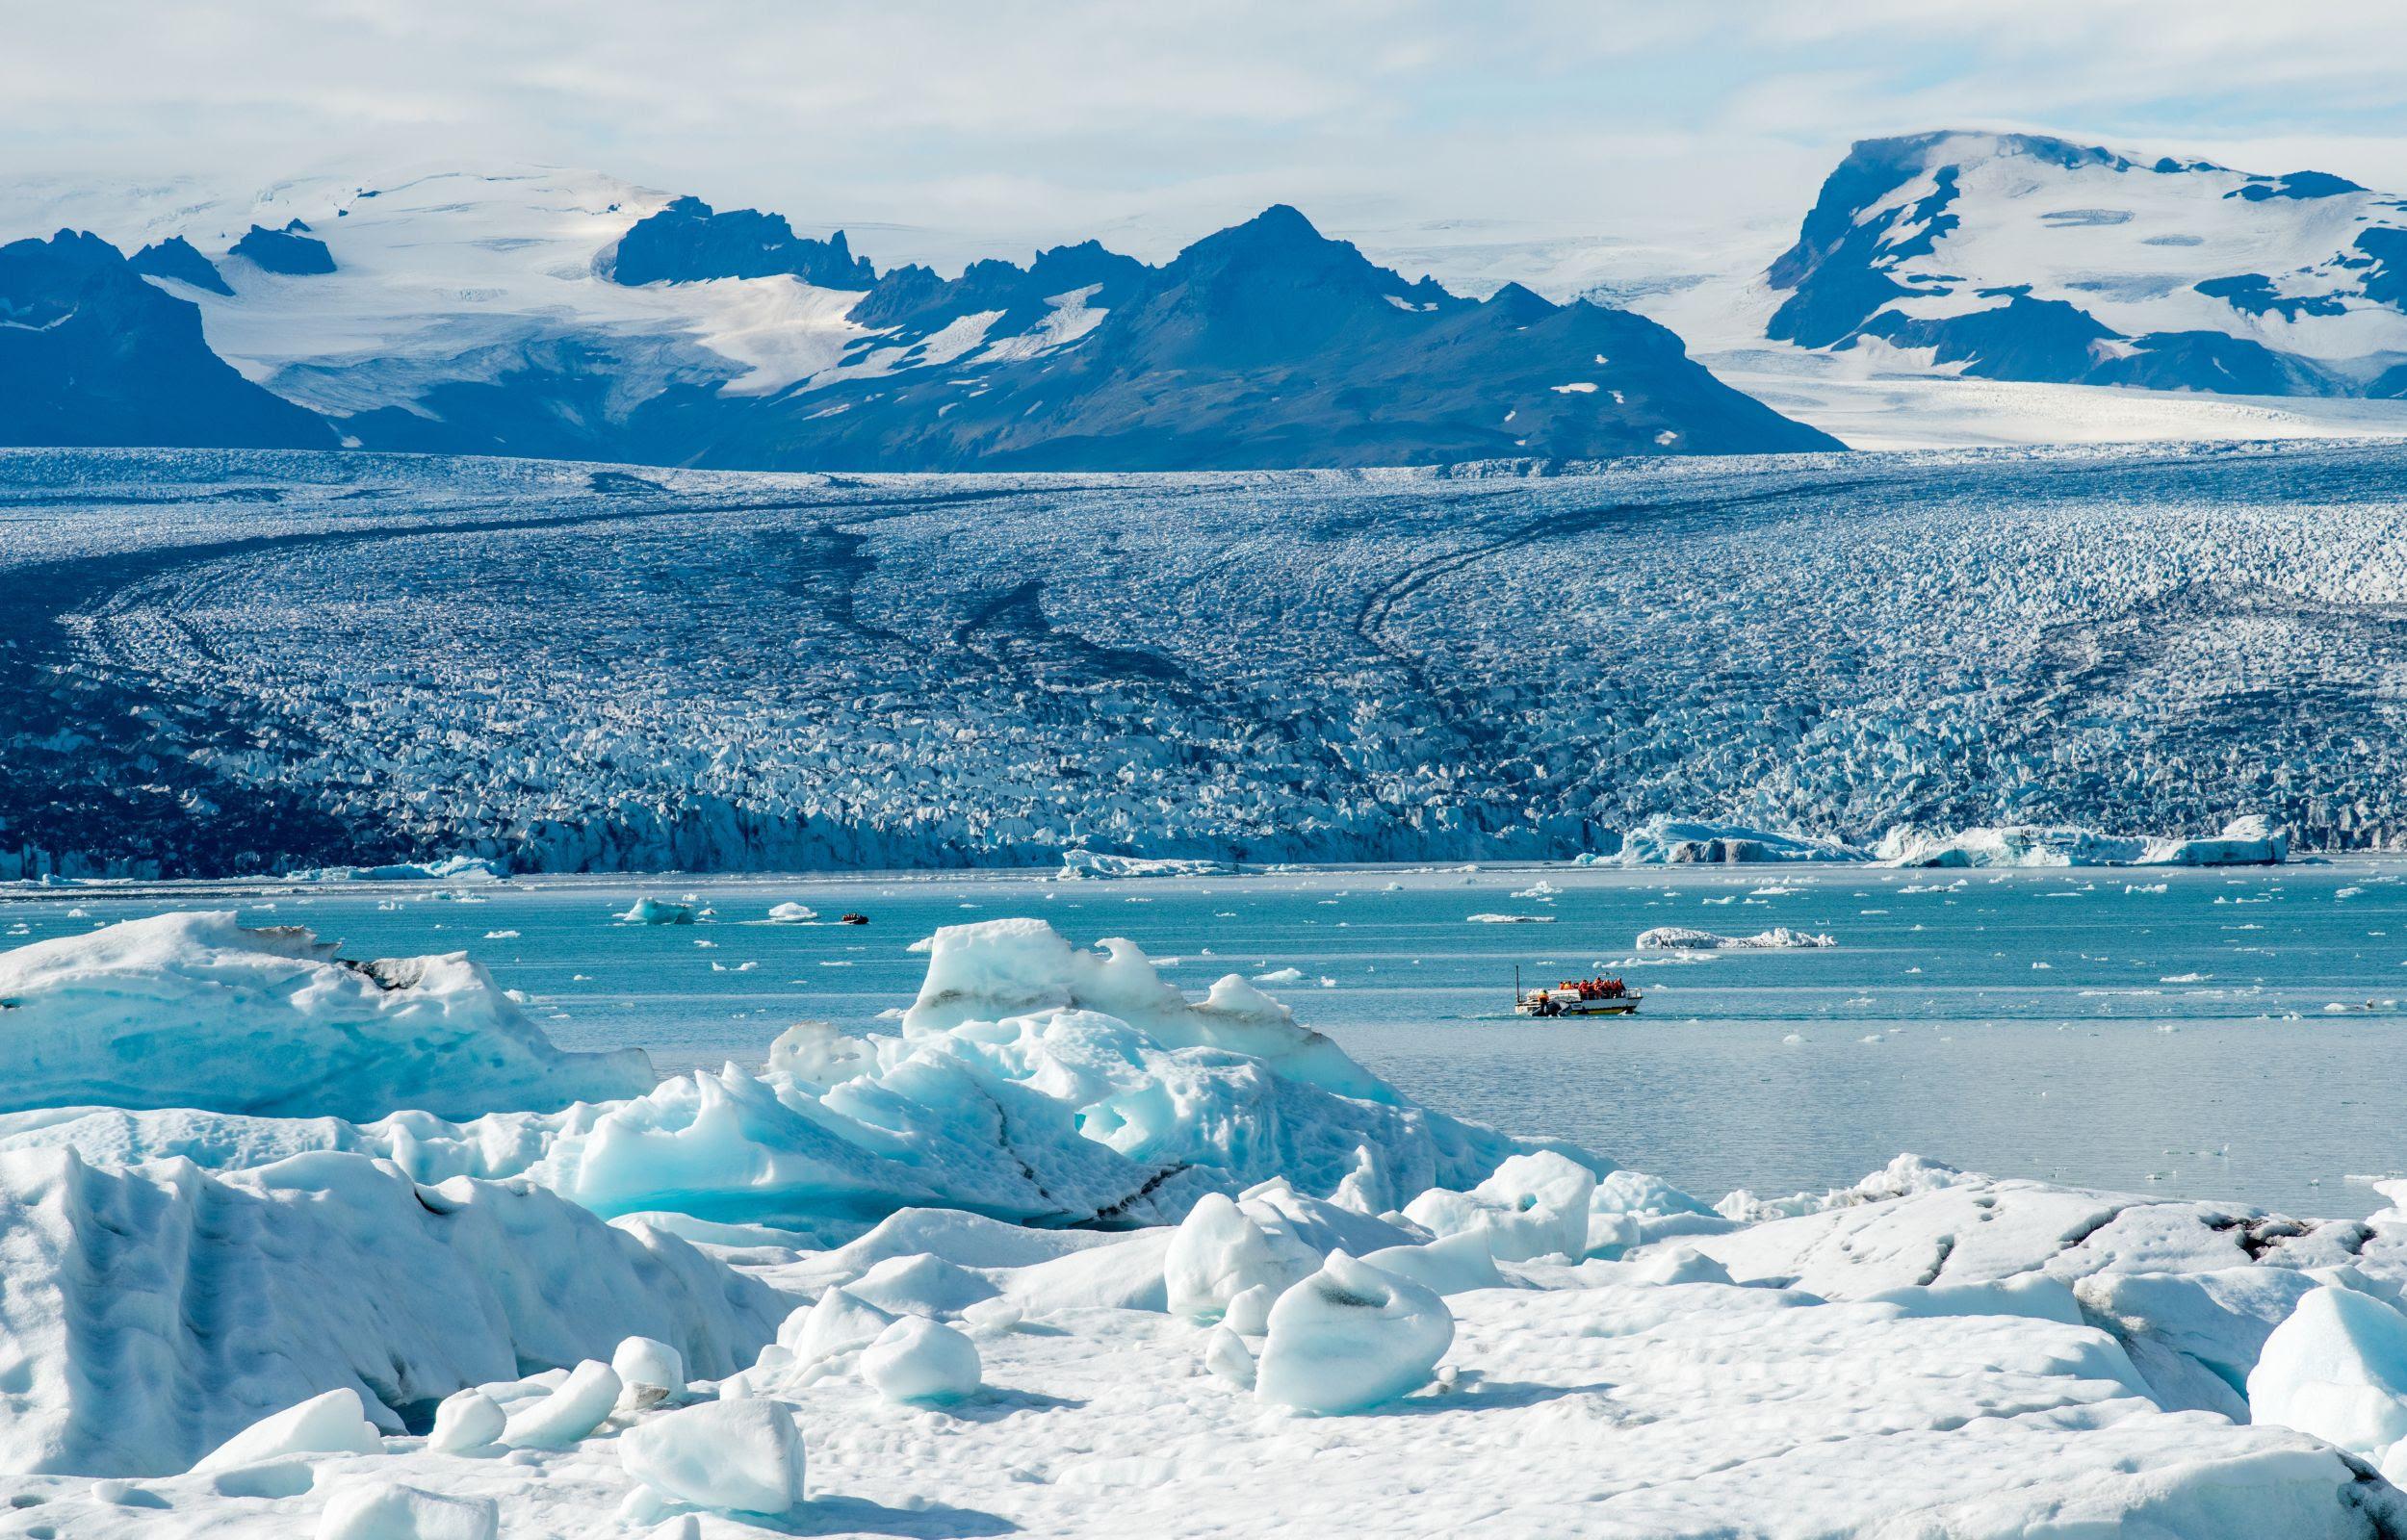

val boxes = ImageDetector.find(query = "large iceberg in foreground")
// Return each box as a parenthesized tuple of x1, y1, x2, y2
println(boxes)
(0, 911, 653, 1120)
(0, 916, 1567, 1236)
(0, 1145, 781, 1476)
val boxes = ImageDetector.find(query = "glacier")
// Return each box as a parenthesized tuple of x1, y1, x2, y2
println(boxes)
(2, 911, 2407, 1532)
(7, 444, 2407, 881)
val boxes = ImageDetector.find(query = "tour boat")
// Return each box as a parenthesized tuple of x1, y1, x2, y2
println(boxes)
(1513, 971, 1642, 1017)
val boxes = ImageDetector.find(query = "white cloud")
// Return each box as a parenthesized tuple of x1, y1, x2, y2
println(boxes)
(1, 0, 2401, 278)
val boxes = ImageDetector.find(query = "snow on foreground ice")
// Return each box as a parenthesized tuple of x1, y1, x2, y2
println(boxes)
(0, 1147, 782, 1475)
(16, 1165, 2407, 1536)
(0, 911, 651, 1119)
(10, 919, 2407, 1531)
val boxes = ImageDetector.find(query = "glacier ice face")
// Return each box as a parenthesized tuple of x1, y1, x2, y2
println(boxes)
(0, 911, 652, 1120)
(12, 447, 2407, 884)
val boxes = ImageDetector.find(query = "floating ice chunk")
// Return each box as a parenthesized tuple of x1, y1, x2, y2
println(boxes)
(1405, 1151, 1596, 1263)
(779, 1287, 898, 1368)
(1056, 850, 1231, 880)
(302, 856, 506, 884)
(1465, 912, 1553, 924)
(1255, 1251, 1453, 1414)
(612, 1336, 686, 1397)
(426, 1391, 505, 1454)
(1252, 966, 1306, 985)
(2249, 1286, 2407, 1465)
(619, 1399, 806, 1516)
(0, 913, 652, 1119)
(501, 1359, 622, 1449)
(1165, 1192, 1316, 1321)
(1613, 817, 1867, 865)
(193, 1388, 381, 1473)
(764, 903, 818, 923)
(1635, 926, 1834, 951)
(619, 897, 695, 925)
(317, 1479, 499, 1540)
(860, 1317, 982, 1403)
(1880, 815, 2287, 869)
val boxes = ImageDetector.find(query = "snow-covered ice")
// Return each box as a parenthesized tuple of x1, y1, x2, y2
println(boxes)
(4, 911, 2407, 1533)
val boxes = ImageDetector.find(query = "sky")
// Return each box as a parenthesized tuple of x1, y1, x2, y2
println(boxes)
(8, 0, 2407, 280)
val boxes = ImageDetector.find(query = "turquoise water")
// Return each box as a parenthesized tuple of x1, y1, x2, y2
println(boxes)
(6, 861, 2404, 1219)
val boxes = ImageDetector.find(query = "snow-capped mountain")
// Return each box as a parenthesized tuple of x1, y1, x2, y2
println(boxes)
(1767, 131, 2407, 397)
(0, 167, 1838, 465)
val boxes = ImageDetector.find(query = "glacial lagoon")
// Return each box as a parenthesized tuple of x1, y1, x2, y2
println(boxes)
(8, 859, 2402, 1219)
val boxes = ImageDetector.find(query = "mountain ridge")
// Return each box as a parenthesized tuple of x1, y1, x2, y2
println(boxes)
(1766, 129, 2407, 398)
(0, 171, 1840, 466)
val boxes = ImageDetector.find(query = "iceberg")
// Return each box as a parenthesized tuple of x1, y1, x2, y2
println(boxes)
(1878, 815, 2288, 868)
(0, 917, 1566, 1237)
(1612, 817, 1869, 865)
(1635, 926, 1836, 951)
(298, 855, 507, 883)
(0, 1145, 781, 1476)
(764, 901, 818, 923)
(617, 896, 697, 924)
(0, 912, 652, 1120)
(1055, 849, 1234, 880)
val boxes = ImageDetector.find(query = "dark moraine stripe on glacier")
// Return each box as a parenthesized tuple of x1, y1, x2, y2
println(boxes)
(0, 465, 1049, 879)
(16, 445, 2407, 877)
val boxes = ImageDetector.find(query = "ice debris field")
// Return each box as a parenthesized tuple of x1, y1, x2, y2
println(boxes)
(8, 441, 2407, 882)
(3, 910, 2407, 1535)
